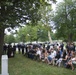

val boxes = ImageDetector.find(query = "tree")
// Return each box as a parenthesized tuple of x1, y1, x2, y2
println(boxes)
(37, 3, 54, 43)
(36, 25, 49, 41)
(4, 34, 16, 44)
(17, 25, 49, 42)
(53, 0, 76, 42)
(0, 0, 56, 58)
(0, 0, 41, 58)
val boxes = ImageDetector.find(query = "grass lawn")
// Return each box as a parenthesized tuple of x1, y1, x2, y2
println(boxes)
(0, 54, 76, 75)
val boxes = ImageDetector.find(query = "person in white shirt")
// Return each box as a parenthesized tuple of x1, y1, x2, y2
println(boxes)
(36, 47, 42, 60)
(47, 48, 56, 64)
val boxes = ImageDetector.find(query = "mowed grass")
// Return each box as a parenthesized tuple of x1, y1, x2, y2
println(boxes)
(0, 54, 76, 75)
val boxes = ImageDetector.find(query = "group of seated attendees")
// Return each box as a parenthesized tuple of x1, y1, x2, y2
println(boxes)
(25, 42, 76, 71)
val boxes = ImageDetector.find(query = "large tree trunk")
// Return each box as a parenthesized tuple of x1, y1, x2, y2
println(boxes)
(0, 28, 4, 61)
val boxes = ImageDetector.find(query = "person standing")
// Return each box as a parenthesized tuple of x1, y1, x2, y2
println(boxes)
(17, 43, 21, 54)
(13, 43, 16, 56)
(3, 43, 7, 54)
(7, 43, 12, 58)
(21, 43, 25, 55)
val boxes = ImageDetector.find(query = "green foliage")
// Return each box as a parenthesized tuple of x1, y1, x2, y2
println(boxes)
(53, 0, 76, 41)
(0, 0, 56, 30)
(36, 25, 49, 41)
(17, 25, 49, 42)
(38, 3, 53, 28)
(4, 34, 16, 44)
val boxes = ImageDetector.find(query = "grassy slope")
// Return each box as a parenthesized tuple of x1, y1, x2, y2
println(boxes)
(0, 61, 1, 74)
(0, 54, 76, 75)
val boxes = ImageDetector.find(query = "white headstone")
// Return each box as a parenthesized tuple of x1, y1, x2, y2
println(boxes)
(1, 55, 9, 75)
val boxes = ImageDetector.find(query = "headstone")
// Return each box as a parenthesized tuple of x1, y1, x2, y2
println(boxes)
(1, 55, 9, 75)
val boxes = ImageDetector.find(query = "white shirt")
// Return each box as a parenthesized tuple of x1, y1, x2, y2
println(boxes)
(36, 50, 41, 55)
(49, 50, 56, 58)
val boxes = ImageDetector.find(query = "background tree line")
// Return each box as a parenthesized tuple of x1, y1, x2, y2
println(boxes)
(4, 24, 56, 43)
(52, 0, 76, 42)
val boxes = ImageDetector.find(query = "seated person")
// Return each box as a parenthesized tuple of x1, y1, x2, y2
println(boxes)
(28, 47, 36, 59)
(66, 52, 76, 70)
(41, 49, 49, 63)
(55, 47, 63, 66)
(35, 47, 42, 60)
(47, 48, 56, 65)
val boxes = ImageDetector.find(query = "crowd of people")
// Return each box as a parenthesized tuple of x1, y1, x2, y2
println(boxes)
(3, 43, 25, 57)
(3, 42, 76, 70)
(25, 42, 76, 71)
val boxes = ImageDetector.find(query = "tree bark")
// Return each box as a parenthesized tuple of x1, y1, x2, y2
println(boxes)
(48, 30, 52, 44)
(0, 28, 4, 61)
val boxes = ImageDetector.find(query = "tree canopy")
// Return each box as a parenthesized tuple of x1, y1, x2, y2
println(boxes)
(0, 0, 56, 59)
(0, 0, 41, 30)
(53, 0, 76, 42)
(17, 25, 49, 42)
(4, 34, 16, 44)
(0, 0, 56, 29)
